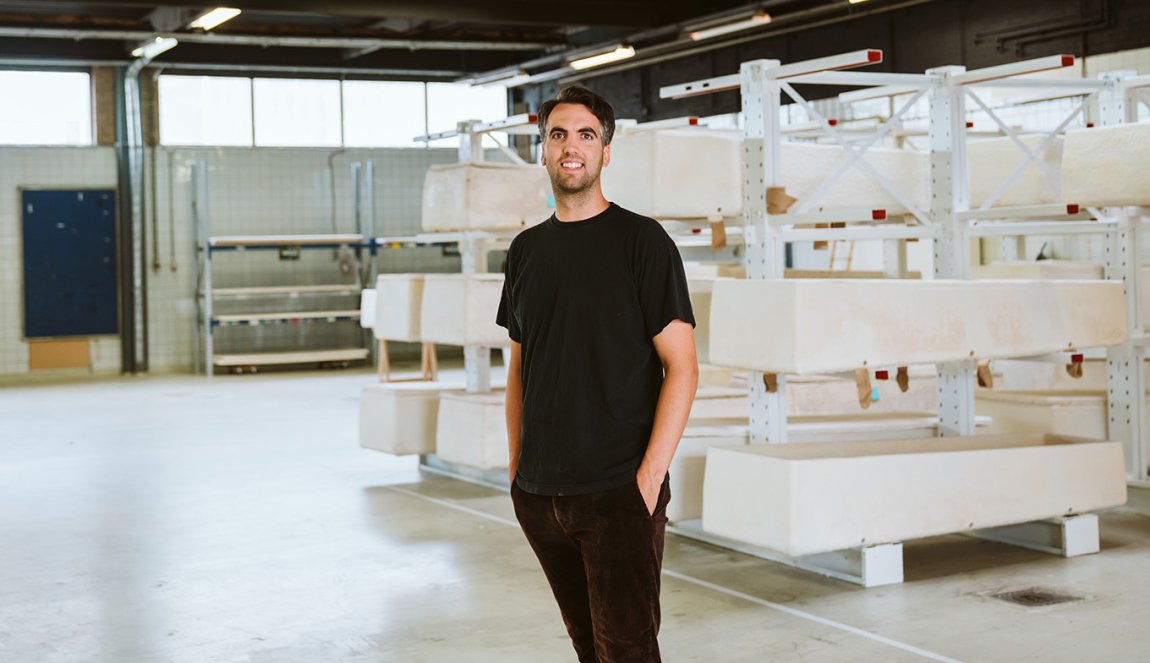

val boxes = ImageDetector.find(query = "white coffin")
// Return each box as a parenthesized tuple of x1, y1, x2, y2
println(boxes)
(435, 391, 508, 469)
(602, 129, 744, 219)
(786, 370, 939, 416)
(708, 279, 1127, 374)
(971, 260, 1102, 280)
(359, 289, 376, 329)
(602, 132, 929, 218)
(688, 278, 714, 365)
(975, 389, 1116, 439)
(780, 142, 929, 215)
(374, 274, 424, 342)
(988, 358, 1150, 391)
(1062, 122, 1150, 207)
(698, 365, 743, 388)
(683, 261, 746, 279)
(359, 381, 465, 455)
(702, 433, 1127, 557)
(968, 135, 1063, 207)
(419, 274, 508, 347)
(667, 425, 749, 522)
(421, 162, 553, 232)
(691, 386, 748, 419)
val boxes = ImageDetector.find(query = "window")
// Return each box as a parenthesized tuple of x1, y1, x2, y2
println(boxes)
(426, 83, 509, 147)
(342, 81, 427, 148)
(0, 71, 92, 146)
(157, 75, 512, 149)
(253, 78, 342, 147)
(158, 75, 253, 146)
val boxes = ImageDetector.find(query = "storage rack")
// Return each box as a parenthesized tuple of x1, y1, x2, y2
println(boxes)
(193, 161, 373, 376)
(374, 115, 541, 486)
(658, 50, 1128, 585)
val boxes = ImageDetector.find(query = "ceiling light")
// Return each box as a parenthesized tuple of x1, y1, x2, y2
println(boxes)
(568, 45, 636, 71)
(848, 0, 871, 4)
(688, 11, 772, 41)
(189, 7, 242, 31)
(131, 36, 178, 59)
(471, 67, 528, 86)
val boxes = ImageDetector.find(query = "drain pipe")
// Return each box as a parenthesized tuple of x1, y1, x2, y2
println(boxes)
(122, 37, 177, 373)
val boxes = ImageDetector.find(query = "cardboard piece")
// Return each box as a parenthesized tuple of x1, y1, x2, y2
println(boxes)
(28, 338, 90, 370)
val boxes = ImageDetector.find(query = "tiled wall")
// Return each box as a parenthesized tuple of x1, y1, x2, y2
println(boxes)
(1, 145, 498, 377)
(0, 147, 121, 376)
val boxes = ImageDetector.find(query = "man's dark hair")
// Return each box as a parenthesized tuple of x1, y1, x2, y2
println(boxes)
(537, 85, 616, 146)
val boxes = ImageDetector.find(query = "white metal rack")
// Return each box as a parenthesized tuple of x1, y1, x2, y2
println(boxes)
(658, 50, 1126, 585)
(399, 115, 544, 485)
(193, 162, 371, 376)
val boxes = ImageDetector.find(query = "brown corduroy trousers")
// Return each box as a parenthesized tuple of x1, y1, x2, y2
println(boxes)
(510, 477, 671, 663)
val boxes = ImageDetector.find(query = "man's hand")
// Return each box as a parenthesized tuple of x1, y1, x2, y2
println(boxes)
(636, 469, 663, 516)
(509, 466, 517, 488)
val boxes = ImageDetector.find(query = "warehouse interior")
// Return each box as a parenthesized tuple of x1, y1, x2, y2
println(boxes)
(3, 0, 1150, 660)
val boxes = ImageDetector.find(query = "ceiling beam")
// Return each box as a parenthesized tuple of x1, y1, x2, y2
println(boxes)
(34, 0, 716, 28)
(0, 26, 553, 51)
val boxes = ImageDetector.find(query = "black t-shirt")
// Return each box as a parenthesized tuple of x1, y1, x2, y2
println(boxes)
(496, 203, 695, 496)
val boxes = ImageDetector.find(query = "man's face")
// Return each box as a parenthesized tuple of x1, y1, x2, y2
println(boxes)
(541, 103, 611, 195)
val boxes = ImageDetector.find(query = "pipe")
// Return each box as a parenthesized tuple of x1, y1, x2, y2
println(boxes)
(0, 26, 551, 51)
(0, 57, 465, 79)
(505, 0, 940, 89)
(114, 67, 135, 374)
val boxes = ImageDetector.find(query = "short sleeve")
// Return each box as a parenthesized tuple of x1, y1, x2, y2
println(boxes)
(636, 225, 695, 339)
(496, 239, 522, 343)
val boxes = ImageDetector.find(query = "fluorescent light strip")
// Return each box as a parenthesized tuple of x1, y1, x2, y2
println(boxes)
(131, 36, 178, 59)
(689, 11, 772, 41)
(189, 7, 242, 31)
(569, 45, 636, 71)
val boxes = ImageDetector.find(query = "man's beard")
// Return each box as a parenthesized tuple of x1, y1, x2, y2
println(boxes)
(549, 161, 600, 196)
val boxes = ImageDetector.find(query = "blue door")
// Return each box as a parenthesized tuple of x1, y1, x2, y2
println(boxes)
(22, 189, 119, 338)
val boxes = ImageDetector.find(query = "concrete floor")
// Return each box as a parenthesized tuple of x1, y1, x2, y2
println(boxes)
(3, 369, 1150, 663)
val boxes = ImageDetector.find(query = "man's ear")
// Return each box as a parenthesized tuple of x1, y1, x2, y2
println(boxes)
(602, 143, 611, 168)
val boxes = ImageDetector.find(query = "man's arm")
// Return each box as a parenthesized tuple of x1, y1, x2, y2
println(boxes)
(637, 320, 698, 514)
(505, 340, 524, 487)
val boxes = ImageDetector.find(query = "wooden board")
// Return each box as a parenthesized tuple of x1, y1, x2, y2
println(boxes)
(28, 338, 90, 370)
(213, 348, 367, 366)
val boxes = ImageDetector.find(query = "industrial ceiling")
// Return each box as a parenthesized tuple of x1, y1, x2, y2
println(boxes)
(0, 0, 902, 81)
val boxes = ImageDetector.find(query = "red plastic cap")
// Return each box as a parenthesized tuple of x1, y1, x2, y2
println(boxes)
(828, 119, 839, 126)
(527, 114, 538, 122)
(966, 121, 974, 128)
(872, 209, 887, 220)
(1071, 354, 1084, 364)
(689, 117, 699, 125)
(1061, 55, 1075, 67)
(691, 228, 702, 234)
(875, 370, 889, 380)
(1067, 204, 1080, 214)
(867, 50, 882, 63)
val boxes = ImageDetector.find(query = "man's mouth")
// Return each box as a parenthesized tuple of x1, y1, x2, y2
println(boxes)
(560, 160, 583, 171)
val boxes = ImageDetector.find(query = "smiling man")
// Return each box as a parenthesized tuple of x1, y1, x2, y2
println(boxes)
(496, 86, 698, 662)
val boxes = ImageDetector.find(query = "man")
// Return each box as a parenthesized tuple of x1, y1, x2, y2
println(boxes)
(496, 85, 698, 662)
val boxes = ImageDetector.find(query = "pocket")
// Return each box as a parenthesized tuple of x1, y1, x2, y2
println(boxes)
(633, 479, 656, 518)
